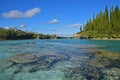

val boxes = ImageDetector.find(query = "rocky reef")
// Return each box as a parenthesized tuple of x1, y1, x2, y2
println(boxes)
(7, 52, 70, 75)
(1, 45, 120, 80)
(10, 53, 38, 64)
(63, 50, 120, 80)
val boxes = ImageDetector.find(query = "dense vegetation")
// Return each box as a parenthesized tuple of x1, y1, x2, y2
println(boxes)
(76, 5, 120, 39)
(0, 28, 56, 40)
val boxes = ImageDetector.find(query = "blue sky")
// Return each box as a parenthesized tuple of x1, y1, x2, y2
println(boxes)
(0, 0, 120, 37)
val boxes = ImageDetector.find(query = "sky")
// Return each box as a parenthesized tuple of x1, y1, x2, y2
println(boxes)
(0, 0, 120, 37)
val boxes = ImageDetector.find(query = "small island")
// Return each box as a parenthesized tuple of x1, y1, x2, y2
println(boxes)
(73, 5, 120, 40)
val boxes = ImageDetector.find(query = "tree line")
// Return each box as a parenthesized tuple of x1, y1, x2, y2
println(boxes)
(0, 28, 56, 40)
(77, 5, 120, 39)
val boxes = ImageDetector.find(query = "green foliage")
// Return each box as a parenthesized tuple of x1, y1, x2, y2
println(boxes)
(78, 5, 120, 39)
(0, 28, 36, 40)
(0, 28, 44, 40)
(0, 28, 56, 40)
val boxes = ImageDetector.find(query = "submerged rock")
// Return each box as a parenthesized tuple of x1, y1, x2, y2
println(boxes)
(89, 50, 120, 69)
(102, 68, 120, 80)
(64, 65, 103, 80)
(29, 66, 39, 73)
(64, 50, 120, 80)
(8, 52, 70, 74)
(27, 42, 36, 44)
(106, 59, 120, 68)
(10, 52, 69, 64)
(10, 54, 38, 64)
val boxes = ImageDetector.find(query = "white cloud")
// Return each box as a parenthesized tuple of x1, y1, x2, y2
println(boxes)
(67, 23, 83, 28)
(5, 26, 9, 29)
(3, 7, 41, 18)
(19, 23, 26, 28)
(47, 19, 59, 24)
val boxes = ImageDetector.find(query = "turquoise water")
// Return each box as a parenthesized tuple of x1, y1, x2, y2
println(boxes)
(0, 39, 120, 80)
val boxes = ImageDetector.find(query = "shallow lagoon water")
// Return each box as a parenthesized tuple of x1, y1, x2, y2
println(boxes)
(0, 39, 120, 80)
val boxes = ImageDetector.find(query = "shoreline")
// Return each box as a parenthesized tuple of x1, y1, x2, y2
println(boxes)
(73, 37, 120, 40)
(0, 38, 120, 41)
(90, 38, 120, 40)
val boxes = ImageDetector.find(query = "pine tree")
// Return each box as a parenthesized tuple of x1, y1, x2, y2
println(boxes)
(104, 6, 109, 35)
(78, 5, 120, 38)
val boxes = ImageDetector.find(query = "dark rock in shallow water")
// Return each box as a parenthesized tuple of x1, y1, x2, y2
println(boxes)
(29, 66, 40, 73)
(81, 65, 103, 80)
(102, 68, 120, 80)
(64, 50, 120, 80)
(28, 60, 51, 73)
(10, 53, 69, 64)
(64, 64, 104, 80)
(65, 65, 103, 80)
(14, 65, 22, 74)
(26, 42, 30, 44)
(27, 42, 36, 44)
(35, 53, 70, 70)
(31, 42, 36, 44)
(105, 59, 120, 68)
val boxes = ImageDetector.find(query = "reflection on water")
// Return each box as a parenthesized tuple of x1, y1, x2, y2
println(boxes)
(0, 39, 120, 80)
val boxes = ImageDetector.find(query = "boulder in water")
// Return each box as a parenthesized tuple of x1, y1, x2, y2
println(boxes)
(10, 54, 38, 64)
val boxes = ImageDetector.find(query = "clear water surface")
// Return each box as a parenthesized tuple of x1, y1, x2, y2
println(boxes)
(0, 39, 120, 80)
